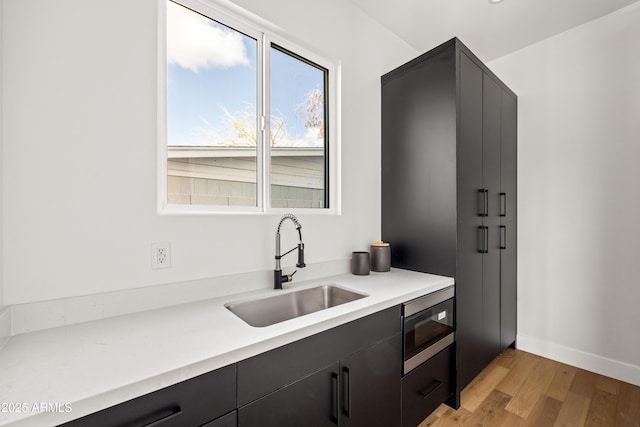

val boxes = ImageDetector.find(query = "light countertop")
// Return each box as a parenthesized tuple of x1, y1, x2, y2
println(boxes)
(0, 268, 454, 426)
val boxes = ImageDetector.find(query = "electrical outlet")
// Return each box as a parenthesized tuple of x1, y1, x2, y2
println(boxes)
(151, 243, 171, 269)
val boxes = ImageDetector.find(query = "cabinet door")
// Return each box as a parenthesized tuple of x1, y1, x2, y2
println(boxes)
(340, 334, 402, 427)
(500, 90, 518, 350)
(482, 74, 503, 367)
(238, 363, 340, 427)
(456, 51, 484, 391)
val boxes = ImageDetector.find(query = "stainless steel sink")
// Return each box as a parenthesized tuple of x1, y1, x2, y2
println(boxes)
(225, 284, 367, 327)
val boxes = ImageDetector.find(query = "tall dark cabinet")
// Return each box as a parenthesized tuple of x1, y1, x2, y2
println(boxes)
(381, 38, 517, 405)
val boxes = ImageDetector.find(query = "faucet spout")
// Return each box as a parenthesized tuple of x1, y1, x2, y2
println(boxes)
(274, 214, 306, 290)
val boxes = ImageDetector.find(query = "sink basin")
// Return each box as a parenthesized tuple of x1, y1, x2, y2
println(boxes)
(225, 284, 368, 327)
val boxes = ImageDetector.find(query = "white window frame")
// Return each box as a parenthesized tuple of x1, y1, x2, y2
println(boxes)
(157, 0, 341, 215)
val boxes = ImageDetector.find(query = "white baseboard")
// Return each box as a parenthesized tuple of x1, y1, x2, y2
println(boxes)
(0, 307, 11, 350)
(517, 333, 640, 387)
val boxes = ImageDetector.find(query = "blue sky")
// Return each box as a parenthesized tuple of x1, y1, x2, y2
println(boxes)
(166, 1, 325, 148)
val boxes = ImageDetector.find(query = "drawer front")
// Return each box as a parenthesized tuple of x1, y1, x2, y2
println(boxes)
(238, 306, 401, 406)
(61, 364, 236, 427)
(401, 345, 452, 427)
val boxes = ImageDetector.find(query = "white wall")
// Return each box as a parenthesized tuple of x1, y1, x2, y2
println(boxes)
(489, 3, 640, 384)
(0, 0, 4, 309)
(1, 0, 417, 305)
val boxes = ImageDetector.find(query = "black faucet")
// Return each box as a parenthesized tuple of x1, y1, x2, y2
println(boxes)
(274, 213, 306, 290)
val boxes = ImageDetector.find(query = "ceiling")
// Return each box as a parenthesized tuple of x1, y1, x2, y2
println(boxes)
(349, 0, 640, 62)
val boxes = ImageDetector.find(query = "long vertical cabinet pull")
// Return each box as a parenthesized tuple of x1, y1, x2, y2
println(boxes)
(477, 189, 489, 216)
(484, 226, 489, 253)
(331, 372, 340, 424)
(477, 226, 488, 253)
(485, 190, 489, 217)
(499, 193, 506, 217)
(342, 367, 351, 417)
(499, 225, 506, 250)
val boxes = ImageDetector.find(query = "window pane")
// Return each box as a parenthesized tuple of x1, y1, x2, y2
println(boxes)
(166, 1, 258, 207)
(270, 45, 328, 209)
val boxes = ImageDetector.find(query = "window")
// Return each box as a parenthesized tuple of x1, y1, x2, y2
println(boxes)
(160, 0, 338, 213)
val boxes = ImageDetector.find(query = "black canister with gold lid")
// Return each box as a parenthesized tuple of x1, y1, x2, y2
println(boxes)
(370, 241, 391, 272)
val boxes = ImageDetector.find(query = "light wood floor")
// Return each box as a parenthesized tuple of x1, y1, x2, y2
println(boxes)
(419, 349, 640, 427)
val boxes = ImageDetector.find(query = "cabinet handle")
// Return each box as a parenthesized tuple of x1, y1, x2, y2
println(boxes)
(485, 226, 489, 253)
(500, 225, 506, 250)
(331, 372, 339, 424)
(477, 189, 488, 217)
(418, 379, 442, 399)
(485, 189, 489, 217)
(500, 192, 506, 217)
(477, 226, 488, 253)
(142, 407, 182, 427)
(342, 367, 351, 417)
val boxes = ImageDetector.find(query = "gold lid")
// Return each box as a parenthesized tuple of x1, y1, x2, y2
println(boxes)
(371, 241, 390, 247)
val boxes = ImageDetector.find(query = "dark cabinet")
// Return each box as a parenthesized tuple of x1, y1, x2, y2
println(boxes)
(237, 307, 402, 427)
(340, 333, 402, 427)
(238, 334, 402, 427)
(238, 335, 402, 427)
(381, 38, 517, 406)
(239, 363, 340, 427)
(60, 364, 236, 427)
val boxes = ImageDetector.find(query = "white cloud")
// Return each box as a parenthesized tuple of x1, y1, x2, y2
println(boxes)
(167, 1, 250, 72)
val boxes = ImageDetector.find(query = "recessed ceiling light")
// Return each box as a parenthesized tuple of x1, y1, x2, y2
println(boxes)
(489, 0, 504, 3)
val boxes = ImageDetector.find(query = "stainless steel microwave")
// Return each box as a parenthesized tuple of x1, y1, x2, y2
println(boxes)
(402, 286, 455, 375)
